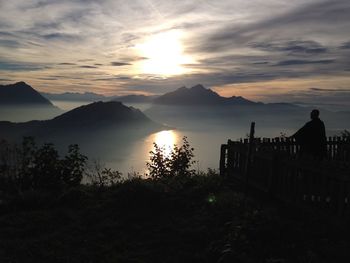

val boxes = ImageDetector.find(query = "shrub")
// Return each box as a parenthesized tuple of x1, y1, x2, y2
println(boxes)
(85, 160, 122, 187)
(0, 137, 87, 194)
(147, 136, 195, 179)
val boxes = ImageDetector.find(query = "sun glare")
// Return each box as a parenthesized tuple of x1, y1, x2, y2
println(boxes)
(154, 130, 177, 157)
(135, 30, 193, 76)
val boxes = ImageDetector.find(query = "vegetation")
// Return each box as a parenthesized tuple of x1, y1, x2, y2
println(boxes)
(340, 129, 350, 138)
(0, 137, 87, 194)
(0, 137, 349, 262)
(147, 136, 195, 178)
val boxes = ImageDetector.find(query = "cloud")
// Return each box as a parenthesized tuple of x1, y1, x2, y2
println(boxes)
(310, 88, 350, 92)
(110, 62, 131, 66)
(0, 61, 46, 71)
(340, 42, 350, 49)
(41, 33, 81, 41)
(192, 0, 350, 54)
(37, 77, 59, 80)
(250, 40, 328, 55)
(77, 59, 94, 62)
(0, 39, 21, 48)
(58, 62, 77, 65)
(0, 0, 349, 101)
(79, 65, 98, 69)
(275, 59, 335, 66)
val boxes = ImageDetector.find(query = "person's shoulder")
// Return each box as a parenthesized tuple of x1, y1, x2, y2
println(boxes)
(317, 118, 325, 125)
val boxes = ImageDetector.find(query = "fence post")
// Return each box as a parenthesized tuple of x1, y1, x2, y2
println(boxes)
(245, 122, 255, 195)
(219, 144, 228, 177)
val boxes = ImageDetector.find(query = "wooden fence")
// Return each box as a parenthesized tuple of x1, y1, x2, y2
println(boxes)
(220, 136, 350, 219)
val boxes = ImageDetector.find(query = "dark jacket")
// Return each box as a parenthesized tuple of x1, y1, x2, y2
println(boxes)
(293, 118, 327, 159)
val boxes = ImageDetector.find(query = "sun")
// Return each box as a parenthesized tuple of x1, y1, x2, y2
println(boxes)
(135, 30, 193, 76)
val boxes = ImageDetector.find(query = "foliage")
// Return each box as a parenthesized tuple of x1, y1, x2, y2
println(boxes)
(1, 171, 347, 262)
(147, 143, 171, 178)
(169, 136, 195, 177)
(340, 129, 350, 138)
(146, 136, 195, 179)
(85, 160, 122, 187)
(62, 144, 88, 186)
(0, 137, 87, 194)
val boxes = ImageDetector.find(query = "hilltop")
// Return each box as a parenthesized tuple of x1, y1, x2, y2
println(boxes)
(0, 82, 61, 122)
(0, 101, 162, 140)
(153, 84, 256, 106)
(0, 81, 53, 106)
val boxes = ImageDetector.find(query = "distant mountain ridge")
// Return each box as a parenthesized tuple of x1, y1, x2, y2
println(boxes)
(0, 82, 53, 106)
(41, 91, 106, 101)
(153, 84, 257, 106)
(42, 91, 158, 104)
(112, 94, 158, 103)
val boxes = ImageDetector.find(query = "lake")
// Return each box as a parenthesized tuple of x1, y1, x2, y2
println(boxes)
(51, 100, 339, 175)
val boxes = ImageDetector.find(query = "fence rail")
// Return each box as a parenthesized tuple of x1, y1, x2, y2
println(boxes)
(220, 136, 350, 218)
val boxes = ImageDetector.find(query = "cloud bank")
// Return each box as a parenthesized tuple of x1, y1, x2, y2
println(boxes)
(0, 0, 349, 104)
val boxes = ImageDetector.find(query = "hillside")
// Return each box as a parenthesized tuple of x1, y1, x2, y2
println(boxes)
(112, 94, 158, 103)
(51, 101, 151, 127)
(0, 174, 349, 263)
(0, 101, 162, 140)
(153, 84, 256, 106)
(0, 82, 62, 122)
(0, 82, 53, 106)
(146, 84, 308, 130)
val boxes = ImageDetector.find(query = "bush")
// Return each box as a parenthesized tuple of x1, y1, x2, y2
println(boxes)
(0, 137, 87, 194)
(85, 160, 122, 187)
(147, 136, 195, 179)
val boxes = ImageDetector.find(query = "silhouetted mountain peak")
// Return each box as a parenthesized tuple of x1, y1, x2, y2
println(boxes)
(51, 101, 151, 127)
(191, 84, 205, 90)
(0, 82, 53, 106)
(153, 84, 255, 106)
(15, 81, 28, 86)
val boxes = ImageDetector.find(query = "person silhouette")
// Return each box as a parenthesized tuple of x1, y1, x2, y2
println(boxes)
(292, 109, 327, 160)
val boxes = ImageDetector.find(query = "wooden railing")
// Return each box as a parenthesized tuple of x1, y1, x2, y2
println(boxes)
(220, 136, 350, 218)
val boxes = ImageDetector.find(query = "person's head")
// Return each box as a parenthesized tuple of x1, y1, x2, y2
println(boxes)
(310, 109, 320, 120)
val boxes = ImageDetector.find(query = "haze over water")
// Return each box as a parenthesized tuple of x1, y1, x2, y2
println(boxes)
(51, 100, 298, 175)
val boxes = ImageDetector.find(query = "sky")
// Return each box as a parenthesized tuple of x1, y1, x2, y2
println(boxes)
(0, 0, 350, 105)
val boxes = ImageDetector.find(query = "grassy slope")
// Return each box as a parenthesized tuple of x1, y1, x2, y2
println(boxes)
(0, 175, 349, 263)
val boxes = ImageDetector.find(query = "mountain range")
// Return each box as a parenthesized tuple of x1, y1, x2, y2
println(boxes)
(153, 84, 258, 106)
(144, 84, 350, 131)
(41, 91, 106, 101)
(40, 83, 262, 106)
(0, 101, 162, 141)
(1, 81, 349, 133)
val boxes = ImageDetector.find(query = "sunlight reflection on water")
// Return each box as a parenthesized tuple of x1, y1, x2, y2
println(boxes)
(153, 130, 178, 157)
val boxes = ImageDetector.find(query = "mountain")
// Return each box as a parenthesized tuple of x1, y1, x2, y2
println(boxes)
(51, 101, 152, 128)
(112, 94, 158, 103)
(0, 82, 62, 122)
(41, 91, 107, 101)
(0, 101, 162, 140)
(145, 84, 337, 131)
(153, 84, 256, 105)
(42, 92, 158, 104)
(0, 81, 53, 105)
